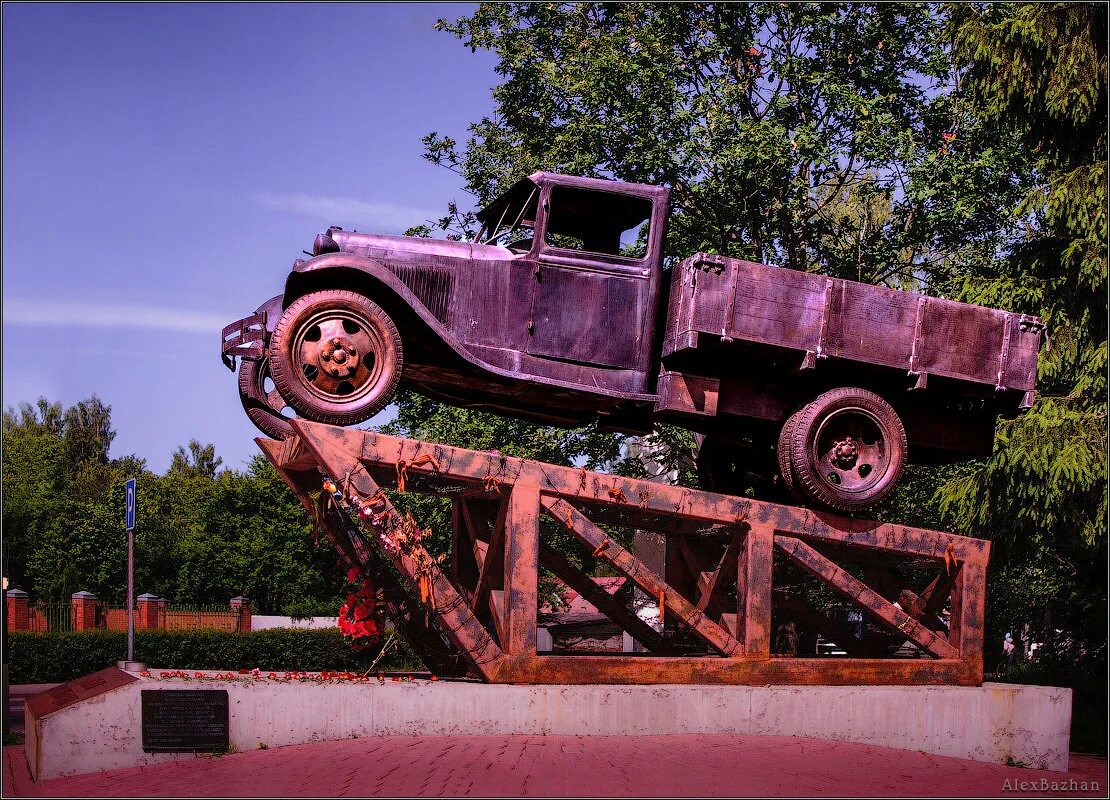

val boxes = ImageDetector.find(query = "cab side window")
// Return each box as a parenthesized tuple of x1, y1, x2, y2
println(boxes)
(545, 186, 652, 260)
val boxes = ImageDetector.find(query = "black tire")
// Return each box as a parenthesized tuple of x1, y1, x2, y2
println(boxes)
(238, 357, 295, 440)
(776, 409, 806, 503)
(269, 290, 403, 426)
(788, 387, 907, 512)
(697, 435, 739, 493)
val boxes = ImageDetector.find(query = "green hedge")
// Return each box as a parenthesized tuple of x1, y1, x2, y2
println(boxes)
(7, 629, 423, 684)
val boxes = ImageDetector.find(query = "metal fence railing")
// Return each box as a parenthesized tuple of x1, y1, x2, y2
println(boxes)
(27, 602, 73, 633)
(162, 605, 242, 632)
(8, 601, 246, 633)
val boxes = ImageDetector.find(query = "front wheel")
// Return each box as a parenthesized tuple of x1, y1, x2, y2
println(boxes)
(787, 387, 906, 512)
(269, 290, 403, 426)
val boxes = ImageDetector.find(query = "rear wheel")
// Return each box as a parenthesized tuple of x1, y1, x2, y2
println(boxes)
(269, 290, 403, 426)
(787, 387, 906, 512)
(776, 409, 806, 503)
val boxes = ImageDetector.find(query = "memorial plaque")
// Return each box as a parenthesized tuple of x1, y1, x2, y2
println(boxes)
(141, 690, 229, 752)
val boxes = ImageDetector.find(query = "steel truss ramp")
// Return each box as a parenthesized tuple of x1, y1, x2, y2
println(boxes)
(258, 420, 989, 686)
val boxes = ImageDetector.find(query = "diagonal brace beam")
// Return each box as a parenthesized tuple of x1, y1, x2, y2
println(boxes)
(472, 500, 507, 614)
(539, 544, 671, 654)
(697, 528, 747, 613)
(458, 500, 507, 648)
(542, 495, 740, 656)
(775, 536, 958, 660)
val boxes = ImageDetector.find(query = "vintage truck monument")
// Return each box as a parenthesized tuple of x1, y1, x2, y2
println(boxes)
(215, 171, 1047, 688)
(223, 171, 1043, 512)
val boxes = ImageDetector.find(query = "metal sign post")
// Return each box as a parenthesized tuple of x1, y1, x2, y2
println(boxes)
(125, 478, 136, 662)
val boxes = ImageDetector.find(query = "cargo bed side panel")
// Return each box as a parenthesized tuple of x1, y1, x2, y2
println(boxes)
(833, 281, 919, 370)
(663, 253, 1042, 395)
(729, 262, 827, 352)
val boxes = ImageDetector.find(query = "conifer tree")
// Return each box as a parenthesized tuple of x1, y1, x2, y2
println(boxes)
(940, 3, 1106, 652)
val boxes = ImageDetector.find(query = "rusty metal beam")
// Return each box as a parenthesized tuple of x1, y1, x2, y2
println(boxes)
(737, 526, 773, 657)
(450, 501, 477, 590)
(515, 655, 981, 686)
(456, 500, 508, 649)
(916, 566, 960, 617)
(774, 536, 958, 660)
(503, 483, 539, 657)
(955, 562, 986, 676)
(281, 428, 506, 680)
(289, 423, 989, 565)
(697, 527, 747, 613)
(274, 433, 320, 472)
(472, 500, 506, 619)
(540, 495, 740, 656)
(258, 423, 989, 686)
(257, 438, 471, 677)
(539, 545, 670, 654)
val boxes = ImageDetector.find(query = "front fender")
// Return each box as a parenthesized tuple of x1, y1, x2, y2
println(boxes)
(283, 252, 480, 373)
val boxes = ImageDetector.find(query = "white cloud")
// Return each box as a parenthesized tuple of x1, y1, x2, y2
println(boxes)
(3, 299, 232, 335)
(255, 192, 437, 232)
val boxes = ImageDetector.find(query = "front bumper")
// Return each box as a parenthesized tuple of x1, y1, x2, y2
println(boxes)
(220, 310, 268, 371)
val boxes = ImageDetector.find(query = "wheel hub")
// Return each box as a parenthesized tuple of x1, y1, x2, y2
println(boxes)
(830, 437, 858, 468)
(318, 336, 359, 379)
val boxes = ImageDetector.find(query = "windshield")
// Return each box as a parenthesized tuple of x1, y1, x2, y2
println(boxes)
(475, 185, 540, 253)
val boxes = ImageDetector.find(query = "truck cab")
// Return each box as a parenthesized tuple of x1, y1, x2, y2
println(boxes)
(465, 172, 670, 395)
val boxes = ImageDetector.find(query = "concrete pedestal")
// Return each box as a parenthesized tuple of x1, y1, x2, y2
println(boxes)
(25, 669, 1073, 780)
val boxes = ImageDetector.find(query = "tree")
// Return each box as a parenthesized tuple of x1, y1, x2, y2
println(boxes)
(937, 2, 1107, 658)
(3, 395, 140, 600)
(2, 399, 68, 594)
(169, 439, 224, 479)
(61, 394, 115, 466)
(3, 396, 342, 614)
(170, 456, 341, 613)
(424, 2, 1025, 289)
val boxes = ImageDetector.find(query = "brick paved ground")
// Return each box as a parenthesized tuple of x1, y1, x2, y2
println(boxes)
(5, 736, 1106, 798)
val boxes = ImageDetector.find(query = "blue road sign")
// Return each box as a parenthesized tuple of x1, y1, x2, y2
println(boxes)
(125, 478, 136, 531)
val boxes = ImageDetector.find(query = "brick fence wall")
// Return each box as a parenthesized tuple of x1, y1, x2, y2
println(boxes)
(6, 590, 251, 633)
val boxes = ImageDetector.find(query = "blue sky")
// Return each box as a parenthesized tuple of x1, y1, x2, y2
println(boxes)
(3, 3, 498, 472)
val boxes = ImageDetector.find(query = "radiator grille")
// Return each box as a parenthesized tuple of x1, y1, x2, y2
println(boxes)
(387, 262, 454, 324)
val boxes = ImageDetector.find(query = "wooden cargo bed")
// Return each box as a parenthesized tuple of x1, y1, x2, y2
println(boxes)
(662, 253, 1044, 408)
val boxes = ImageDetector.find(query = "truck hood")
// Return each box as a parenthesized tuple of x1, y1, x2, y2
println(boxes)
(323, 229, 514, 262)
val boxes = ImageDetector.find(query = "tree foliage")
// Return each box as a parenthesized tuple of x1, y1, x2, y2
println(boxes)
(425, 2, 1027, 288)
(2, 396, 342, 614)
(169, 439, 224, 479)
(936, 2, 1107, 654)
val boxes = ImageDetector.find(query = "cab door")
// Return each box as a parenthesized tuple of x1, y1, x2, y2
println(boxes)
(526, 184, 659, 374)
